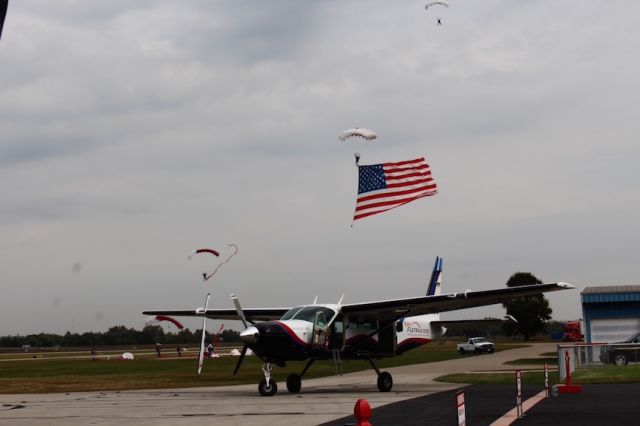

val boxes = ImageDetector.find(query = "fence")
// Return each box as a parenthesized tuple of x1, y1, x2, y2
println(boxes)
(557, 342, 640, 379)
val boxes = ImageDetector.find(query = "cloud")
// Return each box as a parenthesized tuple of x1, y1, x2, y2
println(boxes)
(1, 1, 639, 335)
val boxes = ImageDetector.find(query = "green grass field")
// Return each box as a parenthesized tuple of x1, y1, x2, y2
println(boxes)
(0, 341, 525, 394)
(12, 342, 636, 394)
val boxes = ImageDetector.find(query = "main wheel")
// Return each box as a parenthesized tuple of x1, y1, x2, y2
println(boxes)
(614, 353, 628, 366)
(474, 348, 480, 355)
(377, 372, 393, 392)
(258, 378, 278, 396)
(286, 373, 302, 393)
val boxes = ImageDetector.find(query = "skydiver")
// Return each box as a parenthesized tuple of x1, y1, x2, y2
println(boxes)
(437, 18, 442, 26)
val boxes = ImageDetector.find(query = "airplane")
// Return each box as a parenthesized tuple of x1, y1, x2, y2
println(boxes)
(143, 257, 574, 396)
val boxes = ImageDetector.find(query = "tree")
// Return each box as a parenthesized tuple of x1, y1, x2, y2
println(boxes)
(502, 272, 552, 340)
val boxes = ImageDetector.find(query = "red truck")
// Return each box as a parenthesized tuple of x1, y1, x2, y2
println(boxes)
(563, 320, 584, 342)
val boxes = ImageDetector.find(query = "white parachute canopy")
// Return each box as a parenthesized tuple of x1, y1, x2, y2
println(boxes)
(339, 128, 377, 142)
(121, 352, 134, 360)
(425, 1, 449, 10)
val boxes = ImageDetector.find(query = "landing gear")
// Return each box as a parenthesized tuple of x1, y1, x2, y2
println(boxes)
(258, 378, 277, 396)
(258, 363, 277, 396)
(286, 374, 302, 393)
(377, 372, 393, 392)
(368, 358, 393, 392)
(286, 359, 315, 394)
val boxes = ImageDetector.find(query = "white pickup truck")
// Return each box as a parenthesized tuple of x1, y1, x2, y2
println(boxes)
(456, 337, 495, 354)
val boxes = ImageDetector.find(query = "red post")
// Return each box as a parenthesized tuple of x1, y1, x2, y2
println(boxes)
(557, 348, 583, 394)
(354, 399, 372, 426)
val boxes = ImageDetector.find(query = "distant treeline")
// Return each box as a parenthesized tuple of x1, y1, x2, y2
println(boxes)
(2, 320, 568, 348)
(0, 325, 241, 348)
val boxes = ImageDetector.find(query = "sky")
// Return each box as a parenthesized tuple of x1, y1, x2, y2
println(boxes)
(1, 1, 639, 336)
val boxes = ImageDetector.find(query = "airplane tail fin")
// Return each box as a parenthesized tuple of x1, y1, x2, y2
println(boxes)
(426, 256, 443, 296)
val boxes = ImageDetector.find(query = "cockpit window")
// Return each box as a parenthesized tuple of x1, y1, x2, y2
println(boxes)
(280, 307, 303, 321)
(280, 306, 336, 324)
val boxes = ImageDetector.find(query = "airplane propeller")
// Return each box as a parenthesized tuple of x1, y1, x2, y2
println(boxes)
(233, 344, 248, 375)
(231, 294, 248, 328)
(231, 294, 249, 375)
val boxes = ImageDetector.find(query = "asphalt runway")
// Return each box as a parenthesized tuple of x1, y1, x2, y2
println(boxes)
(322, 384, 640, 425)
(0, 343, 573, 426)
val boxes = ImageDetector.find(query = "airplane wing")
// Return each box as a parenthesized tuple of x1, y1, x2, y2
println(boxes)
(142, 308, 289, 322)
(341, 282, 574, 320)
(430, 317, 515, 327)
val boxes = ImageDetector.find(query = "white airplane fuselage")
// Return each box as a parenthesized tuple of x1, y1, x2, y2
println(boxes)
(239, 304, 442, 364)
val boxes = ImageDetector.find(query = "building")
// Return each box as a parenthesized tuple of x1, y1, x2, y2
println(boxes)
(581, 285, 640, 343)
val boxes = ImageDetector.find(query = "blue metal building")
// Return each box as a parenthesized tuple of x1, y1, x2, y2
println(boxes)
(582, 285, 640, 343)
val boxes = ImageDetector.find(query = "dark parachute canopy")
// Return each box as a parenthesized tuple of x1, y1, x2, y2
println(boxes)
(425, 1, 449, 10)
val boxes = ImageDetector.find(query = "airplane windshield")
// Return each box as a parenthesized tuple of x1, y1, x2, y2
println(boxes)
(280, 306, 336, 323)
(280, 307, 303, 320)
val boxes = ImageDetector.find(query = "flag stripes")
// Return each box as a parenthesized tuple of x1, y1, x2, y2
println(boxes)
(354, 157, 437, 221)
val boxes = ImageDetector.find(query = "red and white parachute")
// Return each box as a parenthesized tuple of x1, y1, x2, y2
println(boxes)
(145, 315, 184, 329)
(188, 245, 238, 282)
(339, 128, 377, 142)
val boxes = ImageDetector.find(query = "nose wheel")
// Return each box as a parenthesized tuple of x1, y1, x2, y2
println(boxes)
(258, 363, 278, 396)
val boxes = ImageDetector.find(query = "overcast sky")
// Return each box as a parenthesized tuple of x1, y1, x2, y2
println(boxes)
(1, 1, 638, 336)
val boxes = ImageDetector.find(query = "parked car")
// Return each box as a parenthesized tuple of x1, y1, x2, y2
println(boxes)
(599, 332, 640, 365)
(456, 337, 495, 354)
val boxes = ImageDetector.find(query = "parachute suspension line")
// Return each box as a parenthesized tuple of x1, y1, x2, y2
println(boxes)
(205, 243, 238, 281)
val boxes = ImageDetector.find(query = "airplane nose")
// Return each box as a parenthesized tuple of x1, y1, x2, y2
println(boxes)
(240, 325, 259, 344)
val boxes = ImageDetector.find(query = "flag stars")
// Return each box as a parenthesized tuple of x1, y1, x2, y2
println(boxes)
(358, 165, 387, 194)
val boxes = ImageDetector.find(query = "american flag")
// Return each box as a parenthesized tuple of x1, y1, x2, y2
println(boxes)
(354, 157, 437, 221)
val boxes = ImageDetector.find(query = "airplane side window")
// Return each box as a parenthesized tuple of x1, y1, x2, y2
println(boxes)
(315, 311, 327, 328)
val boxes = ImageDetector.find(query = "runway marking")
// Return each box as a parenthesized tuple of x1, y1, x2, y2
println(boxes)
(489, 389, 547, 426)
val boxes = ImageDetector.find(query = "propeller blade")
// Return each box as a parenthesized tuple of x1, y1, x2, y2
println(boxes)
(233, 344, 248, 376)
(197, 293, 211, 375)
(231, 294, 248, 328)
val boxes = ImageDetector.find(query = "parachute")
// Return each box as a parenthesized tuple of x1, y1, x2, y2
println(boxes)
(145, 315, 184, 329)
(188, 248, 220, 259)
(339, 128, 377, 142)
(425, 1, 449, 10)
(188, 244, 238, 282)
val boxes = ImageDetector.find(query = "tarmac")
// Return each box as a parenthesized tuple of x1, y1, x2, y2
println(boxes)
(323, 383, 640, 425)
(2, 342, 637, 425)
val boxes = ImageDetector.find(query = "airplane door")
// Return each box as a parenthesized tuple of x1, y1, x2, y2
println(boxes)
(312, 311, 328, 351)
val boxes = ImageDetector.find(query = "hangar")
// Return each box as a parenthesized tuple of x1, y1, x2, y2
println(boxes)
(582, 285, 640, 343)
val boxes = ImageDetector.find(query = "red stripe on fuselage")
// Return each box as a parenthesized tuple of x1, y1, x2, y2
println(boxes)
(272, 321, 311, 348)
(396, 337, 432, 353)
